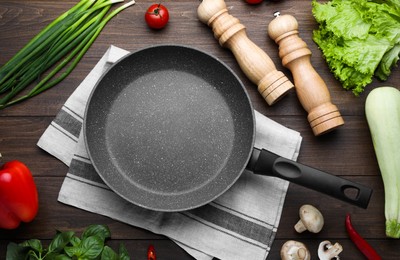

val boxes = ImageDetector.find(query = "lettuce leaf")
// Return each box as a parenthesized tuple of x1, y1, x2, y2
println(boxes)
(312, 0, 400, 95)
(376, 44, 400, 81)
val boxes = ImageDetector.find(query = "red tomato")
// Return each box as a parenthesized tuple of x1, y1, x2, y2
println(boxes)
(244, 0, 263, 4)
(145, 3, 169, 29)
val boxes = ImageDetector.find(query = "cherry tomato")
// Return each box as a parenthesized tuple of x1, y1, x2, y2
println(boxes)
(244, 0, 263, 4)
(145, 3, 169, 29)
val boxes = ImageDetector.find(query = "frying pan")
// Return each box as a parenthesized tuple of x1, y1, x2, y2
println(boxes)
(84, 45, 372, 212)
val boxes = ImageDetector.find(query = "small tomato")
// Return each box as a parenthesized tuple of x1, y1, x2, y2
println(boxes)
(145, 3, 169, 29)
(244, 0, 263, 4)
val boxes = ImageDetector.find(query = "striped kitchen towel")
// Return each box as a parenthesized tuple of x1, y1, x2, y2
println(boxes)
(37, 45, 302, 260)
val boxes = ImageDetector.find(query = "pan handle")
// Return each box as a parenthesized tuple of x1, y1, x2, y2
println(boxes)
(247, 148, 372, 209)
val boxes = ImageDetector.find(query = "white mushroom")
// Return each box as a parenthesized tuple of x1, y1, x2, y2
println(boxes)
(294, 204, 324, 233)
(280, 240, 311, 260)
(318, 240, 343, 260)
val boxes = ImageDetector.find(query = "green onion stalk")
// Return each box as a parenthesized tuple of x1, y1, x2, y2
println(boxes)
(0, 0, 135, 109)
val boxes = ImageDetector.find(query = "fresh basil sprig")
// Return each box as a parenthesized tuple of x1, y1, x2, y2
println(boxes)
(6, 224, 130, 260)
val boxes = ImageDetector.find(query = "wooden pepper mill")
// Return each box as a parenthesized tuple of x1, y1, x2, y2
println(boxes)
(268, 12, 344, 135)
(197, 0, 294, 105)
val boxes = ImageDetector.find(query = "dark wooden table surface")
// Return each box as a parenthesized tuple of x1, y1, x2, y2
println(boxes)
(1, 0, 399, 259)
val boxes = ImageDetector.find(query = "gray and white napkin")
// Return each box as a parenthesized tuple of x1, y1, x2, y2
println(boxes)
(37, 45, 302, 260)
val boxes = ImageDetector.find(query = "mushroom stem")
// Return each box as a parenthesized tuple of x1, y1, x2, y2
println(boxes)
(318, 240, 343, 260)
(288, 246, 308, 259)
(294, 219, 307, 233)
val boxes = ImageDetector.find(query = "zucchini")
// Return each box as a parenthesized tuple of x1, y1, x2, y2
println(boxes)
(365, 86, 400, 238)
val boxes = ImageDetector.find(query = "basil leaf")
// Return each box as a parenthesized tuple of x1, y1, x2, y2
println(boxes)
(101, 246, 118, 260)
(80, 235, 104, 259)
(20, 239, 43, 253)
(6, 225, 132, 260)
(6, 242, 29, 260)
(42, 252, 67, 260)
(65, 235, 104, 259)
(70, 236, 81, 247)
(64, 245, 79, 258)
(48, 231, 75, 253)
(118, 244, 131, 260)
(53, 254, 72, 260)
(81, 225, 111, 241)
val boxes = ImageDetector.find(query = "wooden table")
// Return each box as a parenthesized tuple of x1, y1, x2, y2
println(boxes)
(1, 0, 399, 259)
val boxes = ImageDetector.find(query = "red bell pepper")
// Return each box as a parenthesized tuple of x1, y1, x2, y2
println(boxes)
(0, 160, 39, 229)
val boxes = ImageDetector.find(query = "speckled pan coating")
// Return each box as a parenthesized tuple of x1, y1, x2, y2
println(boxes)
(84, 45, 255, 212)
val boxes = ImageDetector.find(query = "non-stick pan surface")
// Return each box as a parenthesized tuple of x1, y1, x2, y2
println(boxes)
(85, 45, 373, 212)
(84, 45, 255, 211)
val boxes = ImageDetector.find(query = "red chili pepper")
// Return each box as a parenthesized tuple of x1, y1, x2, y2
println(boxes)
(345, 213, 381, 260)
(147, 244, 156, 260)
(0, 160, 39, 229)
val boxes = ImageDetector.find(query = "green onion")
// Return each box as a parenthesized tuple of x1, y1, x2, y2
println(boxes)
(0, 0, 135, 109)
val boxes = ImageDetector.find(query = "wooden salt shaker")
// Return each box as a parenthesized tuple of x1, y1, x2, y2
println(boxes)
(197, 0, 294, 105)
(268, 12, 344, 136)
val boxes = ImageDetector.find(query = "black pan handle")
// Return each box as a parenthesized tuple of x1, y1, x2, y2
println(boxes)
(247, 148, 372, 209)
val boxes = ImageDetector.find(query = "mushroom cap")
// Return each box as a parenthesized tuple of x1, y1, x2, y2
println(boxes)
(280, 240, 310, 260)
(298, 204, 324, 233)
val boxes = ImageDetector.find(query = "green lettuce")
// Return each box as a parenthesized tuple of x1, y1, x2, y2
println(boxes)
(312, 0, 400, 95)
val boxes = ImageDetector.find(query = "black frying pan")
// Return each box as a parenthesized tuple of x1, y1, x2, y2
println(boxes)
(84, 45, 372, 212)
